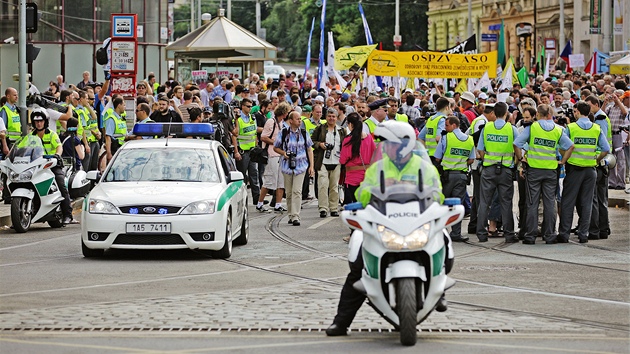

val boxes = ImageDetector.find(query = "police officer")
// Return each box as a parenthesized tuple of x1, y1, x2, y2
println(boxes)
(476, 102, 519, 243)
(103, 97, 128, 162)
(1, 87, 21, 203)
(514, 104, 575, 244)
(558, 101, 609, 243)
(31, 108, 76, 224)
(467, 103, 494, 234)
(326, 121, 448, 337)
(233, 98, 260, 206)
(585, 95, 612, 240)
(363, 99, 390, 136)
(418, 97, 451, 167)
(435, 116, 474, 242)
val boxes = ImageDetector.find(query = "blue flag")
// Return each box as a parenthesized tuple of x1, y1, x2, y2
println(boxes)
(317, 0, 327, 90)
(358, 3, 372, 45)
(304, 17, 315, 79)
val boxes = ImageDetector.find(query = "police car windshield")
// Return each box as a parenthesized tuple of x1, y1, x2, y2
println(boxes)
(104, 148, 220, 183)
(8, 136, 45, 163)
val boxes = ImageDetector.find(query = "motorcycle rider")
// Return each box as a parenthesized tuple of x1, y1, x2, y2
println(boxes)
(326, 120, 449, 337)
(30, 108, 77, 224)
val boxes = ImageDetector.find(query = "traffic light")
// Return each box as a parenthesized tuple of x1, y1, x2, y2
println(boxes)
(26, 43, 40, 63)
(26, 2, 38, 33)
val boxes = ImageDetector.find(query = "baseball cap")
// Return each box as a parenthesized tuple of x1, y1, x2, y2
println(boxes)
(375, 87, 383, 92)
(302, 104, 313, 112)
(478, 92, 489, 100)
(341, 93, 350, 101)
(203, 106, 212, 113)
(622, 91, 630, 99)
(367, 99, 390, 110)
(313, 96, 325, 103)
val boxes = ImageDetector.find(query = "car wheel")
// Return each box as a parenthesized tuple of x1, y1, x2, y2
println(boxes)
(234, 205, 249, 246)
(82, 239, 104, 258)
(211, 212, 232, 259)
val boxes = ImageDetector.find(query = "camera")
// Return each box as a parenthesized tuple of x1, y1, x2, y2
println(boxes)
(287, 151, 297, 170)
(324, 143, 334, 159)
(27, 93, 78, 118)
(561, 103, 574, 122)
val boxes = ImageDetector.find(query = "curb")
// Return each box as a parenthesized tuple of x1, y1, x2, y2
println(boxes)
(0, 198, 84, 229)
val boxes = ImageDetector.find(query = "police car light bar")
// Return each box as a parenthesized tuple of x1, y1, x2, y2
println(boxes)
(132, 123, 215, 137)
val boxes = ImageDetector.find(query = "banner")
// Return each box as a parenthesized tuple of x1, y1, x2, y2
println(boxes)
(590, 0, 602, 34)
(367, 50, 497, 78)
(614, 0, 623, 35)
(334, 45, 377, 70)
(317, 0, 327, 90)
(304, 17, 315, 78)
(443, 34, 477, 54)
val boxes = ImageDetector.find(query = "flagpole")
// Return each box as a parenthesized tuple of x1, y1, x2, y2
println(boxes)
(559, 0, 565, 52)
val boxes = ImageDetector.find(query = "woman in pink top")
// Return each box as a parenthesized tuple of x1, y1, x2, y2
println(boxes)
(339, 113, 376, 205)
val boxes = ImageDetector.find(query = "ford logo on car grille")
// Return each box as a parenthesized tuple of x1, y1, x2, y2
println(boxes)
(143, 207, 156, 213)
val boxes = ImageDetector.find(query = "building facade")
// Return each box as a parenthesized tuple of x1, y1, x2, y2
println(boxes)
(0, 0, 170, 93)
(427, 0, 484, 52)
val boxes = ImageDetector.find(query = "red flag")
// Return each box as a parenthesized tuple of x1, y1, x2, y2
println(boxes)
(584, 52, 595, 74)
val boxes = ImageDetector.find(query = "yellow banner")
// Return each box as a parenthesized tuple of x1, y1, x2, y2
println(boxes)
(367, 50, 498, 79)
(334, 45, 377, 71)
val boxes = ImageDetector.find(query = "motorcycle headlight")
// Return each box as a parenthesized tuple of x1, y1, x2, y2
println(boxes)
(377, 223, 430, 250)
(9, 167, 35, 182)
(181, 200, 215, 214)
(89, 199, 119, 214)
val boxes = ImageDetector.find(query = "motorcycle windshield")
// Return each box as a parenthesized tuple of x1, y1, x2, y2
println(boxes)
(358, 140, 443, 210)
(8, 136, 45, 163)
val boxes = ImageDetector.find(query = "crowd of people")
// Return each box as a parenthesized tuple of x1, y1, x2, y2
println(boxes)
(1, 67, 629, 235)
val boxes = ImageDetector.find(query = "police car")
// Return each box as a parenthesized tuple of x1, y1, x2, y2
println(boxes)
(81, 123, 248, 259)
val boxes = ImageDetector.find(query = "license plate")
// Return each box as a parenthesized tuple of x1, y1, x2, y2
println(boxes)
(126, 223, 171, 234)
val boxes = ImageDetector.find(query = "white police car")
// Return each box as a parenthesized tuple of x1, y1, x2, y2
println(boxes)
(81, 123, 248, 258)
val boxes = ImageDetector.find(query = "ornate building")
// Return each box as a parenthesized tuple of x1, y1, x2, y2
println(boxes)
(427, 0, 484, 51)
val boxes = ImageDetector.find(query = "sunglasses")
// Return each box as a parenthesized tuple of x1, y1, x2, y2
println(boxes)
(243, 105, 252, 108)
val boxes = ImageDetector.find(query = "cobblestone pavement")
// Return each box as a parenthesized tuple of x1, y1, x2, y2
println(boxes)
(0, 279, 607, 334)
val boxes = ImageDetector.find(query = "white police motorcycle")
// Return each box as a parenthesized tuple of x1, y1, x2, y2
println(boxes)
(0, 135, 89, 233)
(341, 140, 464, 346)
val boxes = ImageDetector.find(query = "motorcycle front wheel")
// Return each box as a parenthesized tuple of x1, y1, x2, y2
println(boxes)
(11, 197, 32, 233)
(397, 278, 418, 346)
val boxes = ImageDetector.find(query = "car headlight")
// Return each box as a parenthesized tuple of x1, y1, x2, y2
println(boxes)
(181, 200, 216, 214)
(89, 199, 119, 214)
(9, 167, 35, 182)
(377, 223, 430, 250)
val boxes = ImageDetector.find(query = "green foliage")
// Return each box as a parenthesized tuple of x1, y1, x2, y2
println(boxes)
(174, 0, 429, 60)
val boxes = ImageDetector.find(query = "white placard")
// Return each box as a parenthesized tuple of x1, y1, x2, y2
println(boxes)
(568, 54, 585, 67)
(497, 92, 509, 103)
(160, 27, 168, 40)
(111, 41, 135, 71)
(137, 25, 143, 38)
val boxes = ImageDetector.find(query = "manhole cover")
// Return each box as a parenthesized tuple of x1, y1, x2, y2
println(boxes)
(463, 266, 529, 271)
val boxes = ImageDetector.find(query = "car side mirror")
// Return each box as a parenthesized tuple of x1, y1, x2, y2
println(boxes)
(227, 171, 244, 183)
(86, 170, 101, 182)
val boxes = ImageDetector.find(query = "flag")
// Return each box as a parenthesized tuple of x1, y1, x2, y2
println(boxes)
(327, 32, 348, 89)
(474, 71, 493, 93)
(536, 46, 545, 75)
(443, 34, 478, 54)
(358, 3, 373, 45)
(560, 40, 572, 72)
(304, 17, 315, 79)
(316, 0, 327, 90)
(334, 45, 377, 71)
(543, 53, 551, 79)
(454, 79, 467, 94)
(497, 20, 506, 67)
(585, 49, 611, 74)
(517, 67, 529, 87)
(499, 62, 513, 91)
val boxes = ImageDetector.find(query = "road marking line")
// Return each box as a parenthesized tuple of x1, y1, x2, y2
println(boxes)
(427, 338, 621, 354)
(0, 337, 155, 353)
(308, 217, 334, 229)
(456, 279, 630, 306)
(0, 234, 77, 251)
(172, 338, 374, 353)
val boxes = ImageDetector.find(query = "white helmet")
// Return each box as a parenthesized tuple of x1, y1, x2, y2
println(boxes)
(30, 105, 49, 130)
(374, 120, 416, 160)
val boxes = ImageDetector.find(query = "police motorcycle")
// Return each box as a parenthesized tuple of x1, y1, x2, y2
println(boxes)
(340, 125, 464, 346)
(0, 108, 89, 233)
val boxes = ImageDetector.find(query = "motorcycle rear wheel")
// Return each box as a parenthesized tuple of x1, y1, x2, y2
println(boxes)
(48, 209, 63, 228)
(11, 197, 32, 233)
(397, 278, 418, 346)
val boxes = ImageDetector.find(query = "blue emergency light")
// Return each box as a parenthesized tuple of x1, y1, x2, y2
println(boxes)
(443, 198, 461, 206)
(132, 123, 214, 137)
